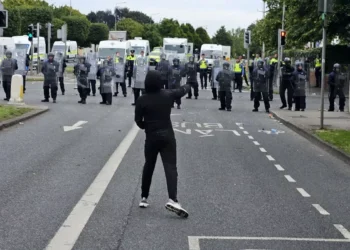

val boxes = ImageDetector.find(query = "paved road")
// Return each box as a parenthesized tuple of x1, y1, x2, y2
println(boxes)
(0, 82, 350, 250)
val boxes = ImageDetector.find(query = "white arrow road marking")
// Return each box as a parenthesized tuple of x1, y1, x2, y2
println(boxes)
(63, 121, 88, 132)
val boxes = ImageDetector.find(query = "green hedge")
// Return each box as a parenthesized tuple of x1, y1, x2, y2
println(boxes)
(61, 16, 90, 45)
(3, 7, 21, 37)
(18, 7, 53, 37)
(88, 23, 109, 45)
(52, 18, 65, 43)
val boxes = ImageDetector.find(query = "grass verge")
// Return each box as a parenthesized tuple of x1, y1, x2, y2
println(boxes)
(0, 105, 33, 122)
(315, 129, 350, 154)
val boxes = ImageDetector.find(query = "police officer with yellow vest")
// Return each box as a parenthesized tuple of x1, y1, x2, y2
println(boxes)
(314, 56, 321, 87)
(126, 50, 136, 87)
(198, 53, 208, 89)
(268, 54, 278, 101)
(233, 57, 243, 92)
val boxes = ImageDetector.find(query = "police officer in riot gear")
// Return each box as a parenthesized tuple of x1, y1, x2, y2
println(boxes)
(41, 52, 59, 103)
(198, 53, 208, 89)
(328, 63, 346, 112)
(1, 51, 18, 101)
(216, 62, 235, 111)
(56, 51, 67, 95)
(97, 59, 115, 105)
(126, 50, 136, 87)
(280, 57, 295, 110)
(184, 56, 199, 99)
(169, 58, 184, 109)
(74, 56, 91, 104)
(293, 61, 307, 111)
(155, 53, 170, 89)
(252, 60, 270, 113)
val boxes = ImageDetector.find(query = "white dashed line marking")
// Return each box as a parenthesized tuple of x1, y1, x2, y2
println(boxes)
(253, 141, 260, 145)
(274, 164, 285, 171)
(266, 155, 275, 161)
(334, 224, 350, 239)
(239, 127, 244, 130)
(312, 204, 330, 215)
(259, 148, 267, 153)
(284, 175, 296, 183)
(243, 131, 249, 134)
(248, 136, 254, 139)
(297, 188, 311, 197)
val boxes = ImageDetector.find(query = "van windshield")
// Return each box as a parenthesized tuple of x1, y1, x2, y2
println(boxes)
(98, 48, 125, 59)
(201, 50, 222, 59)
(164, 44, 185, 53)
(15, 44, 29, 51)
(131, 46, 145, 55)
(52, 45, 65, 52)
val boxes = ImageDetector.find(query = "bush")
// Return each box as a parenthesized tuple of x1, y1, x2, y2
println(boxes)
(61, 16, 90, 45)
(3, 7, 21, 36)
(17, 7, 53, 36)
(51, 18, 65, 42)
(88, 23, 109, 45)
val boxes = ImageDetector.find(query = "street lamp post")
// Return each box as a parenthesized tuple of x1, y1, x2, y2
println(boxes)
(115, 2, 126, 30)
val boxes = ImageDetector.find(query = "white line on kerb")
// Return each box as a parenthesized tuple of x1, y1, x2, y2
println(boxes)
(243, 131, 249, 134)
(284, 175, 296, 183)
(334, 224, 350, 239)
(274, 164, 285, 171)
(253, 141, 260, 145)
(312, 204, 330, 215)
(297, 188, 311, 197)
(248, 136, 254, 139)
(266, 155, 275, 161)
(45, 124, 140, 250)
(259, 148, 267, 153)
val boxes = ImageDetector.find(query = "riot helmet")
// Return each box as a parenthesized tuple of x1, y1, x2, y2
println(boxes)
(284, 57, 291, 67)
(5, 51, 12, 59)
(257, 59, 264, 69)
(189, 56, 194, 63)
(333, 63, 340, 73)
(79, 56, 86, 63)
(160, 53, 166, 60)
(47, 52, 55, 61)
(295, 61, 303, 71)
(173, 58, 180, 66)
(223, 62, 230, 70)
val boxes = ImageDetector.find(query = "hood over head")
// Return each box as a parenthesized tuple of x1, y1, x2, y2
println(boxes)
(144, 70, 162, 93)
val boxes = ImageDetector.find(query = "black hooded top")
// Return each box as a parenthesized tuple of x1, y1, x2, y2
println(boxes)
(135, 70, 190, 135)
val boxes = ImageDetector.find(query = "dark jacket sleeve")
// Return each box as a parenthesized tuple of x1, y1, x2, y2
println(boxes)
(134, 97, 145, 129)
(328, 72, 334, 86)
(167, 84, 191, 99)
(216, 71, 221, 82)
(41, 62, 45, 74)
(14, 60, 18, 70)
(26, 56, 30, 67)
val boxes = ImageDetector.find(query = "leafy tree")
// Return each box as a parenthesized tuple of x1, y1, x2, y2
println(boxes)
(87, 10, 115, 29)
(51, 18, 65, 43)
(53, 5, 84, 19)
(158, 18, 185, 38)
(116, 18, 144, 39)
(3, 0, 49, 8)
(124, 10, 153, 24)
(17, 6, 53, 36)
(61, 16, 90, 45)
(196, 27, 211, 44)
(3, 7, 21, 36)
(212, 26, 233, 46)
(246, 23, 261, 56)
(88, 23, 109, 45)
(142, 24, 162, 49)
(230, 28, 245, 57)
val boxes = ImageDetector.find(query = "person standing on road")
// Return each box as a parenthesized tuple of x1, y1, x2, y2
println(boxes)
(74, 56, 91, 104)
(1, 51, 18, 101)
(216, 62, 235, 111)
(184, 56, 199, 99)
(132, 52, 148, 106)
(241, 55, 249, 88)
(97, 58, 115, 105)
(113, 52, 127, 97)
(328, 63, 346, 112)
(23, 53, 30, 94)
(155, 53, 170, 89)
(41, 52, 59, 103)
(198, 53, 208, 89)
(126, 50, 136, 87)
(57, 52, 67, 96)
(268, 54, 278, 101)
(314, 56, 321, 88)
(252, 60, 270, 113)
(233, 57, 243, 92)
(293, 61, 307, 111)
(279, 57, 295, 110)
(169, 58, 184, 109)
(135, 70, 190, 218)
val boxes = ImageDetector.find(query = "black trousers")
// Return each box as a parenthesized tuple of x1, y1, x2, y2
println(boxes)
(3, 80, 11, 99)
(254, 92, 270, 110)
(250, 78, 254, 100)
(133, 88, 145, 103)
(78, 87, 88, 101)
(101, 93, 112, 104)
(23, 76, 26, 93)
(219, 90, 232, 109)
(170, 84, 181, 106)
(88, 80, 96, 95)
(268, 75, 274, 100)
(44, 85, 58, 100)
(329, 89, 346, 111)
(59, 77, 65, 94)
(315, 67, 321, 87)
(212, 88, 217, 99)
(243, 72, 248, 85)
(234, 73, 242, 91)
(187, 82, 199, 98)
(280, 82, 294, 107)
(127, 74, 132, 87)
(161, 79, 168, 89)
(115, 81, 126, 95)
(199, 69, 208, 89)
(141, 133, 177, 201)
(294, 96, 306, 110)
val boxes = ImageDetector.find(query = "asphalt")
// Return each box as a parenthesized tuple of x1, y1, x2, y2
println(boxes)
(0, 81, 350, 250)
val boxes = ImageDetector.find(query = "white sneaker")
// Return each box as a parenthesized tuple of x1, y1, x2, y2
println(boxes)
(139, 198, 149, 208)
(165, 199, 189, 218)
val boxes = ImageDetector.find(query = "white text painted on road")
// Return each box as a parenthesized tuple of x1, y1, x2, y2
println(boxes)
(334, 225, 350, 239)
(274, 164, 284, 171)
(63, 121, 88, 132)
(266, 155, 275, 161)
(172, 122, 223, 129)
(173, 128, 191, 134)
(194, 130, 214, 137)
(284, 175, 296, 183)
(312, 204, 330, 215)
(216, 129, 240, 136)
(297, 188, 311, 197)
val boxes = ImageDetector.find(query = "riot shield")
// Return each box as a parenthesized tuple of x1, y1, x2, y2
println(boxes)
(76, 63, 90, 89)
(211, 59, 222, 89)
(253, 68, 269, 93)
(165, 51, 178, 65)
(55, 51, 64, 77)
(100, 60, 115, 94)
(133, 56, 149, 89)
(13, 49, 27, 75)
(294, 72, 307, 97)
(217, 63, 233, 92)
(113, 56, 125, 83)
(87, 53, 97, 80)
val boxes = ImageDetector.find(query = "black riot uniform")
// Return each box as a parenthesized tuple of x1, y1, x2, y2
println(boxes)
(74, 56, 91, 104)
(56, 52, 67, 95)
(23, 54, 30, 93)
(280, 57, 295, 110)
(97, 59, 115, 105)
(169, 58, 184, 109)
(184, 56, 199, 99)
(1, 51, 18, 101)
(216, 62, 235, 111)
(328, 63, 346, 112)
(41, 52, 59, 103)
(293, 61, 307, 111)
(252, 60, 270, 113)
(155, 53, 170, 89)
(135, 70, 190, 218)
(126, 51, 136, 87)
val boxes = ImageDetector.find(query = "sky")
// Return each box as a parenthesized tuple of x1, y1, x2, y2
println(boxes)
(46, 0, 264, 36)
